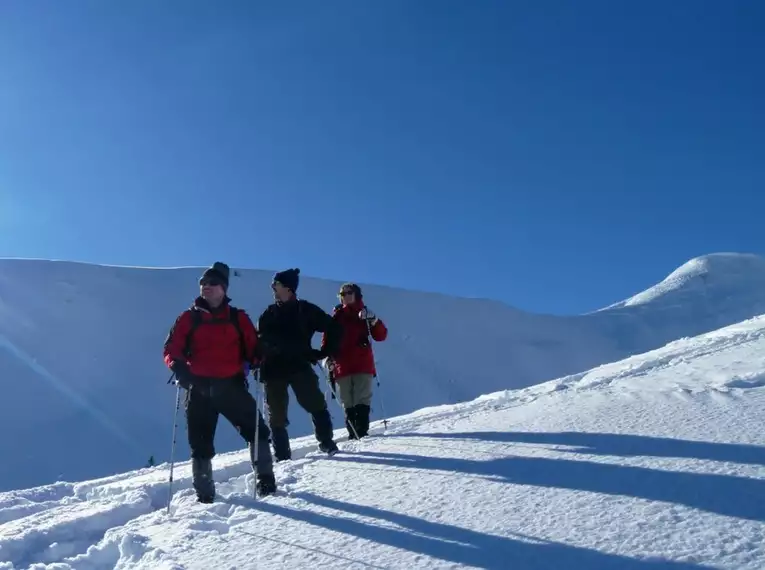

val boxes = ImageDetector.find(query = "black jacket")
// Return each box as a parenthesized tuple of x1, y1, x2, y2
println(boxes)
(257, 298, 342, 380)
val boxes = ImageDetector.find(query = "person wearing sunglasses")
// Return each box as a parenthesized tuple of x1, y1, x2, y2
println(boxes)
(256, 268, 343, 459)
(163, 262, 276, 502)
(322, 283, 388, 439)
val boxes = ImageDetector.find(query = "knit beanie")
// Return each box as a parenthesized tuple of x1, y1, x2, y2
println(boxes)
(200, 262, 230, 290)
(273, 268, 300, 292)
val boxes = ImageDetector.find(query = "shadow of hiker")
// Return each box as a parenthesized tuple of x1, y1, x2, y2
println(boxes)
(226, 494, 709, 569)
(388, 431, 765, 467)
(332, 450, 765, 522)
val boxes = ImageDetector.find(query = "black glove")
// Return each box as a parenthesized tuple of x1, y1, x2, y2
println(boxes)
(308, 349, 325, 365)
(171, 360, 193, 390)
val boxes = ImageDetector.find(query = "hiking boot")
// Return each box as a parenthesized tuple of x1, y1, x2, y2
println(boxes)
(345, 407, 359, 439)
(192, 457, 215, 503)
(256, 473, 277, 497)
(318, 439, 339, 455)
(355, 404, 371, 438)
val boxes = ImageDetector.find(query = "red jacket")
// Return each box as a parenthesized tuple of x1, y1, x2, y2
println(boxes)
(322, 301, 387, 379)
(163, 297, 259, 379)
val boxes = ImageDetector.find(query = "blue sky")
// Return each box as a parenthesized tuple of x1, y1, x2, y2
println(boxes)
(1, 0, 763, 314)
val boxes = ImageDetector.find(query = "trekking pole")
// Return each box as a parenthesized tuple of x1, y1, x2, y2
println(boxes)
(366, 320, 389, 431)
(252, 378, 261, 500)
(317, 364, 360, 441)
(166, 381, 181, 514)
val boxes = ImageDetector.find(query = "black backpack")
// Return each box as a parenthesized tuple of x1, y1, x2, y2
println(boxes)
(183, 306, 246, 360)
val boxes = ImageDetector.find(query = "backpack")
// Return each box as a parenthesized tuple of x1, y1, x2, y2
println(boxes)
(183, 306, 246, 360)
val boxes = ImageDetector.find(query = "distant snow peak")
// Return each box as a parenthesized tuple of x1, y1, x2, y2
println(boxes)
(606, 252, 765, 309)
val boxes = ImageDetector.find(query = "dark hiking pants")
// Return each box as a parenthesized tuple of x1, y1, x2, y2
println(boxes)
(185, 375, 272, 477)
(265, 367, 333, 455)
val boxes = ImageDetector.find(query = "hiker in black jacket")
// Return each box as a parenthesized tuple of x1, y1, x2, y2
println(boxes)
(256, 268, 343, 459)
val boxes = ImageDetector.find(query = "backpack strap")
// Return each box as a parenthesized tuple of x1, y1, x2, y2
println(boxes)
(228, 306, 247, 361)
(183, 309, 203, 358)
(183, 306, 246, 361)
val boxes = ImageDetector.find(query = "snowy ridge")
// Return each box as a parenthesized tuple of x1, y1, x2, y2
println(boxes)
(2, 315, 765, 568)
(2, 253, 765, 490)
(603, 252, 765, 309)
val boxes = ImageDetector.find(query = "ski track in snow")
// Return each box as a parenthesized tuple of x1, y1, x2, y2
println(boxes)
(2, 317, 765, 568)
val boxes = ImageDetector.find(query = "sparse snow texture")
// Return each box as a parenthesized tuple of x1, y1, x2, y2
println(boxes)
(2, 253, 765, 489)
(1, 315, 765, 569)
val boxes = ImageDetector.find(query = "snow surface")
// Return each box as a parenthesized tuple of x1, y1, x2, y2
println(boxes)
(2, 253, 765, 490)
(2, 314, 765, 569)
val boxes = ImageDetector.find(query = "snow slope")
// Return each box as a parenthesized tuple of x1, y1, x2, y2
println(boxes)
(2, 314, 765, 569)
(1, 252, 765, 490)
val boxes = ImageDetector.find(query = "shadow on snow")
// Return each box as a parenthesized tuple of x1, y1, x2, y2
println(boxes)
(342, 433, 765, 523)
(227, 492, 709, 569)
(390, 431, 765, 467)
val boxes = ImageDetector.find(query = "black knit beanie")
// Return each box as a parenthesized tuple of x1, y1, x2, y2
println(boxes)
(273, 268, 300, 292)
(200, 262, 230, 290)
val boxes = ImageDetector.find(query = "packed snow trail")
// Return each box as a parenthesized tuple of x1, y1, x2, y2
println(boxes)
(3, 316, 765, 569)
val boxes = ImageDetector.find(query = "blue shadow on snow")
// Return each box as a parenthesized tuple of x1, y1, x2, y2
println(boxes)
(389, 431, 765, 467)
(226, 492, 709, 569)
(334, 443, 765, 522)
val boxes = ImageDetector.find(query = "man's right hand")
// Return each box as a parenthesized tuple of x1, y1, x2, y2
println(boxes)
(171, 360, 193, 390)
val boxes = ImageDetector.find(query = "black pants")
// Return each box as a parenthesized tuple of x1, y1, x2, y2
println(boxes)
(265, 367, 328, 428)
(264, 367, 333, 449)
(186, 375, 270, 460)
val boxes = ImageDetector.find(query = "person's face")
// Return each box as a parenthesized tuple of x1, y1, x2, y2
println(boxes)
(200, 276, 226, 306)
(272, 281, 293, 303)
(339, 287, 356, 307)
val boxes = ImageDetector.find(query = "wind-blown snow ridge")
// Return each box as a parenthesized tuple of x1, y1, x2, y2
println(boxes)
(604, 252, 765, 309)
(2, 314, 765, 568)
(1, 253, 765, 490)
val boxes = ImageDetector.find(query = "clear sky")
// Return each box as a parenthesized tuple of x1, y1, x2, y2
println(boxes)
(1, 0, 763, 315)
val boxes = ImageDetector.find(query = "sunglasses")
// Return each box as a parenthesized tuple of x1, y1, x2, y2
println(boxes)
(339, 290, 355, 297)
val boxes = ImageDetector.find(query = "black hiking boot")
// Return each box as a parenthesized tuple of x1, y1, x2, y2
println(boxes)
(256, 473, 277, 497)
(192, 457, 215, 503)
(345, 407, 359, 440)
(318, 439, 339, 455)
(355, 404, 371, 438)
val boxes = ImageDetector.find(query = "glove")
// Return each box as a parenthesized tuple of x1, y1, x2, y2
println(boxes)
(171, 360, 193, 390)
(359, 307, 377, 323)
(308, 349, 325, 365)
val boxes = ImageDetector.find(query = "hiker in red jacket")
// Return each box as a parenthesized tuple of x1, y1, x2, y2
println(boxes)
(321, 282, 387, 438)
(163, 262, 276, 502)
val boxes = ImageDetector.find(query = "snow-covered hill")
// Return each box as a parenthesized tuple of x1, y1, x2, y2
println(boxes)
(2, 314, 765, 569)
(1, 252, 765, 490)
